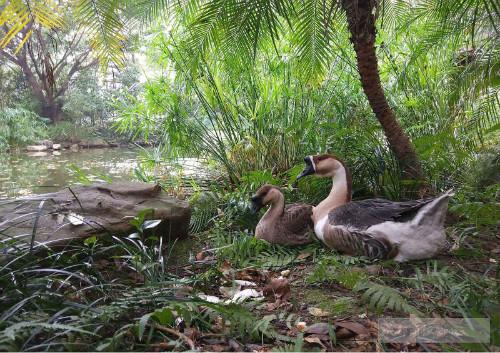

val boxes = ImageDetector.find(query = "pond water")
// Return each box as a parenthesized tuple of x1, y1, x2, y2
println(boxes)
(0, 147, 212, 199)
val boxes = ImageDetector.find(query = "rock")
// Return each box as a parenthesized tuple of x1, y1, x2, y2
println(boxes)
(70, 143, 79, 151)
(40, 139, 54, 149)
(52, 144, 61, 150)
(79, 138, 108, 149)
(0, 182, 191, 248)
(26, 145, 48, 152)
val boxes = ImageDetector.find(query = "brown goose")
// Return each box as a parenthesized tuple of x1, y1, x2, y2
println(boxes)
(296, 154, 451, 261)
(250, 184, 314, 246)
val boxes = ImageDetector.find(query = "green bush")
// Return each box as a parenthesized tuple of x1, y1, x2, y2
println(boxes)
(0, 108, 47, 151)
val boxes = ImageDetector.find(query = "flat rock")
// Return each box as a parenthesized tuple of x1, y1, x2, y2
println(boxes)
(26, 145, 48, 152)
(0, 182, 191, 248)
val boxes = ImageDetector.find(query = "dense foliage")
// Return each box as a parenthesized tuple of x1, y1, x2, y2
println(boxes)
(0, 0, 499, 351)
(0, 108, 47, 152)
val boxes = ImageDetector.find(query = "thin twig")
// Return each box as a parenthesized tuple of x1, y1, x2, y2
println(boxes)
(150, 324, 196, 351)
(68, 187, 84, 211)
(30, 200, 45, 253)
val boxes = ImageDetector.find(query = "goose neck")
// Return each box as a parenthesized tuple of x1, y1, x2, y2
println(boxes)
(313, 165, 352, 222)
(262, 193, 285, 220)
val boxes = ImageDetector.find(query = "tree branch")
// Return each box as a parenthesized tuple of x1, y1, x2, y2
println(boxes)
(54, 31, 84, 75)
(55, 56, 98, 98)
(0, 48, 20, 65)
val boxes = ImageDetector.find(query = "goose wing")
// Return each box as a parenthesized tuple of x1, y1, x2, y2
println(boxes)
(284, 203, 314, 234)
(328, 198, 433, 230)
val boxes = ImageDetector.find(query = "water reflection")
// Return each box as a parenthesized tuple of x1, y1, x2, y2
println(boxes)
(0, 148, 142, 199)
(0, 147, 218, 199)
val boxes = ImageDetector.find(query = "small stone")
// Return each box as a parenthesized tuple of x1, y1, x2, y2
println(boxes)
(280, 269, 291, 277)
(308, 307, 331, 317)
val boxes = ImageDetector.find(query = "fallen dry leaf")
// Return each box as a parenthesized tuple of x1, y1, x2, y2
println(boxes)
(198, 294, 222, 303)
(219, 286, 239, 298)
(233, 279, 257, 286)
(236, 268, 268, 282)
(304, 336, 327, 348)
(219, 260, 233, 277)
(297, 251, 312, 260)
(335, 327, 356, 339)
(228, 338, 243, 351)
(231, 288, 263, 303)
(335, 320, 370, 336)
(305, 322, 331, 335)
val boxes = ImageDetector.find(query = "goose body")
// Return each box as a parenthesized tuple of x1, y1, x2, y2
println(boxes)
(297, 154, 451, 261)
(251, 184, 314, 246)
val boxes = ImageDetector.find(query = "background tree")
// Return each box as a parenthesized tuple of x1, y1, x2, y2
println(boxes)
(1, 0, 498, 177)
(0, 23, 98, 123)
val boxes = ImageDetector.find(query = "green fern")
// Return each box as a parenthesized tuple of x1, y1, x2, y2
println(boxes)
(355, 281, 420, 315)
(189, 192, 219, 233)
(257, 243, 322, 269)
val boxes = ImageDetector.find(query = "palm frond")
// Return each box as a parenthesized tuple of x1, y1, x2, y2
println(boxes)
(74, 0, 125, 69)
(292, 0, 336, 83)
(187, 0, 294, 62)
(0, 0, 64, 49)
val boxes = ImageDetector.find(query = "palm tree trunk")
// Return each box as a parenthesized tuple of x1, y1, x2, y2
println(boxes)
(341, 0, 423, 180)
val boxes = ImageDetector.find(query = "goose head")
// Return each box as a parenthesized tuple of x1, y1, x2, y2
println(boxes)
(250, 184, 282, 213)
(296, 154, 346, 180)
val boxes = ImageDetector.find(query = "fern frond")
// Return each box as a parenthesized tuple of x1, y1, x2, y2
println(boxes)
(355, 281, 420, 315)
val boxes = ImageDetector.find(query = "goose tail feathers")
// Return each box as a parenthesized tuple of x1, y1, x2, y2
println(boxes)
(413, 190, 454, 227)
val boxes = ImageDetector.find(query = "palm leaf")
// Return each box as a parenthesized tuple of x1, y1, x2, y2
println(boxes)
(74, 0, 125, 69)
(292, 0, 336, 83)
(0, 0, 64, 49)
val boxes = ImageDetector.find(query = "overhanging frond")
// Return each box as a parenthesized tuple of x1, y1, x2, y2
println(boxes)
(74, 0, 125, 69)
(0, 0, 64, 49)
(292, 0, 337, 83)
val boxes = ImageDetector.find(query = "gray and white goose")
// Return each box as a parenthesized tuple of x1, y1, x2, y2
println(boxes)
(250, 184, 314, 246)
(296, 154, 451, 262)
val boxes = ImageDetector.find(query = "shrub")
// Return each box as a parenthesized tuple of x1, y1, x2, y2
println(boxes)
(0, 108, 47, 151)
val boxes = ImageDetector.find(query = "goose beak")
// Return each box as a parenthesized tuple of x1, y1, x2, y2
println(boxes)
(250, 196, 263, 214)
(296, 156, 315, 181)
